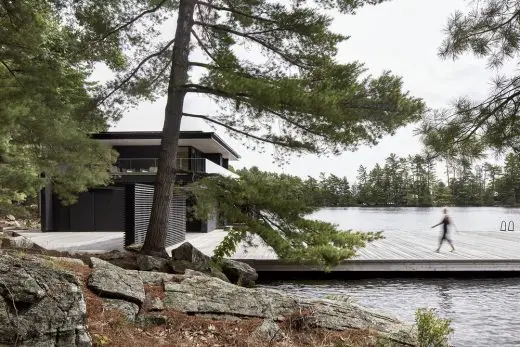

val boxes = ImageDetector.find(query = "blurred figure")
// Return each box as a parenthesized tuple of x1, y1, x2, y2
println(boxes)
(432, 208, 455, 253)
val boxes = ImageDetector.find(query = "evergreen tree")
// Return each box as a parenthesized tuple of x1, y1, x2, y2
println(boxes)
(0, 0, 117, 216)
(496, 153, 520, 205)
(192, 167, 381, 268)
(303, 176, 322, 206)
(60, 0, 424, 255)
(367, 163, 385, 205)
(432, 181, 452, 206)
(421, 0, 520, 153)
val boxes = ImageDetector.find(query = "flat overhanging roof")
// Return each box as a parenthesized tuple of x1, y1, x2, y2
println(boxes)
(92, 131, 240, 160)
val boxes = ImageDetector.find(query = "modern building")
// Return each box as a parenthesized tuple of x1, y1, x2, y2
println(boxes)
(40, 131, 240, 247)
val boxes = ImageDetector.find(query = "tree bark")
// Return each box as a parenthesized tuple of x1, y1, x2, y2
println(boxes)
(141, 0, 196, 256)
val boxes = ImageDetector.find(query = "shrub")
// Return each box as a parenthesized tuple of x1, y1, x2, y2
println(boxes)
(415, 308, 453, 347)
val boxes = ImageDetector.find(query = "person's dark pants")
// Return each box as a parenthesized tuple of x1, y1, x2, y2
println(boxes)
(437, 228, 454, 251)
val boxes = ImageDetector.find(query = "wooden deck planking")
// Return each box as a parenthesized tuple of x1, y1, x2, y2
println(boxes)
(16, 229, 520, 272)
(172, 229, 520, 272)
(172, 229, 520, 261)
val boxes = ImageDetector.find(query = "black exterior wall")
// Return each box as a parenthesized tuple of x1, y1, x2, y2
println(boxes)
(47, 187, 126, 231)
(186, 196, 219, 233)
(43, 183, 186, 247)
(204, 153, 222, 166)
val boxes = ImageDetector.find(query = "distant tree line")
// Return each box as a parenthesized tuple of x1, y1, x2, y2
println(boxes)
(301, 153, 520, 207)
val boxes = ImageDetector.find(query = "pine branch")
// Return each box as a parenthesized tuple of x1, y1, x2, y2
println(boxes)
(194, 21, 309, 69)
(148, 57, 172, 87)
(98, 38, 175, 104)
(182, 112, 295, 147)
(0, 60, 21, 85)
(459, 89, 520, 142)
(195, 1, 275, 24)
(245, 27, 293, 35)
(191, 29, 219, 64)
(183, 83, 249, 98)
(98, 0, 169, 42)
(183, 82, 328, 138)
(0, 0, 16, 26)
(188, 61, 214, 69)
(461, 11, 520, 40)
(263, 107, 327, 138)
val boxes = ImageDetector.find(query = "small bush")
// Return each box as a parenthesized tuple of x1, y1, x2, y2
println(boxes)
(415, 308, 453, 347)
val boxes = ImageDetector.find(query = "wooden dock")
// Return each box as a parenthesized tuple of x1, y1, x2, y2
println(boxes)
(170, 230, 520, 273)
(16, 229, 520, 274)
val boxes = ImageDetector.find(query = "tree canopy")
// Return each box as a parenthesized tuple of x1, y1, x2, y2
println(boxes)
(3, 0, 425, 257)
(0, 0, 117, 215)
(192, 167, 381, 268)
(421, 0, 520, 155)
(298, 152, 520, 208)
(63, 0, 423, 255)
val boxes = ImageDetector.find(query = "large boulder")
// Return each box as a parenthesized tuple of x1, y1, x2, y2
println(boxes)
(0, 253, 91, 346)
(88, 257, 145, 305)
(163, 276, 415, 345)
(136, 254, 170, 272)
(170, 242, 230, 283)
(102, 299, 139, 322)
(221, 259, 258, 287)
(0, 235, 43, 250)
(138, 271, 178, 285)
(171, 242, 211, 272)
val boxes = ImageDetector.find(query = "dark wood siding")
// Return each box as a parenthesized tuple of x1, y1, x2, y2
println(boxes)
(51, 188, 125, 231)
(69, 192, 94, 231)
(94, 189, 125, 231)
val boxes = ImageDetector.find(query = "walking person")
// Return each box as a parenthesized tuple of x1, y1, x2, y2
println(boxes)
(431, 208, 456, 253)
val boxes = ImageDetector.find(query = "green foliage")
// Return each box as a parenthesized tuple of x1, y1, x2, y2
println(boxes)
(374, 308, 452, 347)
(191, 167, 382, 268)
(49, 0, 424, 157)
(421, 0, 520, 154)
(297, 151, 520, 208)
(0, 0, 118, 214)
(31, 0, 424, 253)
(415, 308, 453, 347)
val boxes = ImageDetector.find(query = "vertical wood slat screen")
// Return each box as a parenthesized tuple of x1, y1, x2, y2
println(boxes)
(127, 183, 186, 247)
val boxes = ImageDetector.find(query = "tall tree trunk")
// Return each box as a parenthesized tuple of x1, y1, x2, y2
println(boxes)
(141, 0, 196, 256)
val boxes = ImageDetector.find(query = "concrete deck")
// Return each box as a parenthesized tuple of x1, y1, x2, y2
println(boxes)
(16, 229, 520, 273)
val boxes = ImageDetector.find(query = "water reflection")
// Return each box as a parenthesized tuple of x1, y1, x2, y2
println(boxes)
(261, 278, 520, 347)
(437, 282, 453, 313)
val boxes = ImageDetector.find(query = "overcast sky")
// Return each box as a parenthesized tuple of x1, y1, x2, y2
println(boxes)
(111, 0, 499, 182)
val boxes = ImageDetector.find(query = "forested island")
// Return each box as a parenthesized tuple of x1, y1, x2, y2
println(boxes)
(293, 152, 520, 208)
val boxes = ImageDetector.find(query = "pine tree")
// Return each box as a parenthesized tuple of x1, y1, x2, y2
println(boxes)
(421, 0, 520, 154)
(0, 1, 118, 216)
(50, 0, 424, 255)
(192, 167, 381, 268)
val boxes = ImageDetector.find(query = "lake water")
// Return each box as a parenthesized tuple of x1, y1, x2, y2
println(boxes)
(261, 207, 520, 346)
(262, 278, 520, 347)
(309, 206, 520, 233)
